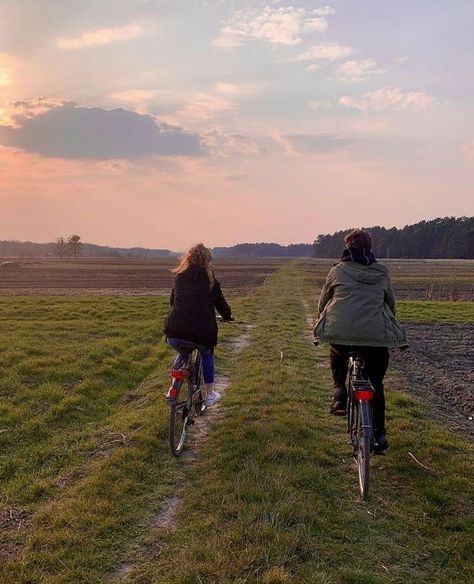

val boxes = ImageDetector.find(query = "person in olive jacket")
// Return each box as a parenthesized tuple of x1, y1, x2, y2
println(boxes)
(313, 229, 408, 454)
(164, 243, 232, 406)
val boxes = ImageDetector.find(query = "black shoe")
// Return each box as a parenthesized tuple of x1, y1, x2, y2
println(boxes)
(330, 388, 347, 416)
(373, 434, 389, 455)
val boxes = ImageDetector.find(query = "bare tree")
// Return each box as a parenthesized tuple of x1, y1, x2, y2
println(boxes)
(67, 234, 82, 259)
(55, 237, 68, 259)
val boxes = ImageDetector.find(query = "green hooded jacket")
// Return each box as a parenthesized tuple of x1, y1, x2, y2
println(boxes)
(313, 261, 408, 347)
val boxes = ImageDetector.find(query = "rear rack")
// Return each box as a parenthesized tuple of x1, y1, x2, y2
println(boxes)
(351, 379, 373, 391)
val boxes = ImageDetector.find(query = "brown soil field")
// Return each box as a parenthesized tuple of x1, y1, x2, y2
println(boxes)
(391, 323, 474, 439)
(0, 258, 281, 295)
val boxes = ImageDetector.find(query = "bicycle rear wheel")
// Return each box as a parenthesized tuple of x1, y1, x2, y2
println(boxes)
(193, 353, 207, 416)
(169, 381, 191, 456)
(357, 401, 371, 500)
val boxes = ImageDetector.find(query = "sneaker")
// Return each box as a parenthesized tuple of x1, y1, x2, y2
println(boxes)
(205, 390, 221, 406)
(330, 387, 347, 416)
(373, 434, 389, 455)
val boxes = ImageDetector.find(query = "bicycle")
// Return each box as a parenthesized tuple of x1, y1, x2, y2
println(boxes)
(167, 316, 233, 457)
(167, 348, 207, 457)
(346, 352, 375, 500)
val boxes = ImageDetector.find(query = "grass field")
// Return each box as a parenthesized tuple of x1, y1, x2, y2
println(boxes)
(397, 301, 474, 323)
(0, 261, 473, 583)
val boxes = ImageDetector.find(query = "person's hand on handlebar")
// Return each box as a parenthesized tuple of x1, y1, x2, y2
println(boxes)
(216, 315, 234, 322)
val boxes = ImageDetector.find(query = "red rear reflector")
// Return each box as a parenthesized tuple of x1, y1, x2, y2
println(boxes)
(172, 369, 187, 379)
(354, 390, 374, 400)
(168, 387, 178, 398)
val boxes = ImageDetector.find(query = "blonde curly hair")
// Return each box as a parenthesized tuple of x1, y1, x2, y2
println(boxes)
(172, 243, 214, 289)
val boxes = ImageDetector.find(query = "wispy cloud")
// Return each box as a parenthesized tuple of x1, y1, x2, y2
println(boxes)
(202, 127, 260, 157)
(57, 24, 144, 49)
(109, 89, 168, 103)
(339, 87, 435, 111)
(1, 97, 74, 126)
(215, 82, 260, 96)
(281, 133, 357, 155)
(336, 59, 385, 82)
(173, 93, 236, 124)
(307, 99, 332, 109)
(295, 43, 354, 63)
(214, 6, 335, 48)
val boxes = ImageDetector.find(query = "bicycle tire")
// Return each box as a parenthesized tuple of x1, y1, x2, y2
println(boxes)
(193, 353, 207, 416)
(169, 380, 191, 456)
(357, 401, 371, 500)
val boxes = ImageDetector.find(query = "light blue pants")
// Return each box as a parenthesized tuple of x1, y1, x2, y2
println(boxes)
(166, 337, 214, 384)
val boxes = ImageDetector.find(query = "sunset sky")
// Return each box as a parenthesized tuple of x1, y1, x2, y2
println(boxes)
(1, 0, 473, 249)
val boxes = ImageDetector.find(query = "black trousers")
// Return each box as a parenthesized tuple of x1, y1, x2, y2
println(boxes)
(330, 344, 389, 434)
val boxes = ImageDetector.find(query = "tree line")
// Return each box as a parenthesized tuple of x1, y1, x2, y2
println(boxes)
(0, 238, 174, 259)
(1, 217, 472, 259)
(313, 217, 474, 259)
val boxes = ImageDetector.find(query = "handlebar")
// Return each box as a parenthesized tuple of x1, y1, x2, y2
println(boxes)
(216, 315, 234, 323)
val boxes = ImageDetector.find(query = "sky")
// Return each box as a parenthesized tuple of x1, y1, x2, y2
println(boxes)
(0, 0, 473, 249)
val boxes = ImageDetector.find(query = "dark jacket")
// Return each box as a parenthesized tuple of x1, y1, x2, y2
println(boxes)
(163, 265, 232, 347)
(313, 261, 407, 347)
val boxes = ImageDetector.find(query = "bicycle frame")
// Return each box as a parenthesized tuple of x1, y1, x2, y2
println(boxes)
(347, 353, 375, 500)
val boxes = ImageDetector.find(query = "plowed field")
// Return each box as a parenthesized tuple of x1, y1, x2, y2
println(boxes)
(0, 258, 279, 295)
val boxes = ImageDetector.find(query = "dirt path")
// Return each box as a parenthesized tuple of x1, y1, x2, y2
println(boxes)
(110, 322, 256, 581)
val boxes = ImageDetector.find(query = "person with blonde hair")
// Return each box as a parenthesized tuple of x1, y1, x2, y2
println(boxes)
(313, 229, 407, 454)
(164, 243, 232, 406)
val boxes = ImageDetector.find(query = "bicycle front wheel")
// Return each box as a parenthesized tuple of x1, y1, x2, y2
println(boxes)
(357, 401, 371, 500)
(193, 353, 207, 416)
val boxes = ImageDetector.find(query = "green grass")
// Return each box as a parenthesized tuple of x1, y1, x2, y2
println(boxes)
(0, 296, 168, 503)
(398, 301, 474, 323)
(0, 292, 259, 582)
(118, 267, 472, 584)
(0, 274, 472, 583)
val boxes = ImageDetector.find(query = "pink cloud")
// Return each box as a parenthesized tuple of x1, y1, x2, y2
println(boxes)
(57, 24, 143, 49)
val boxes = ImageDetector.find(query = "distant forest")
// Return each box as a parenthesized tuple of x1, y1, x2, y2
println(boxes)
(1, 217, 472, 260)
(214, 217, 474, 259)
(313, 217, 474, 259)
(0, 240, 173, 259)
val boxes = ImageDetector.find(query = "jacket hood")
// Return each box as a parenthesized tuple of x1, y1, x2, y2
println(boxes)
(338, 262, 387, 285)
